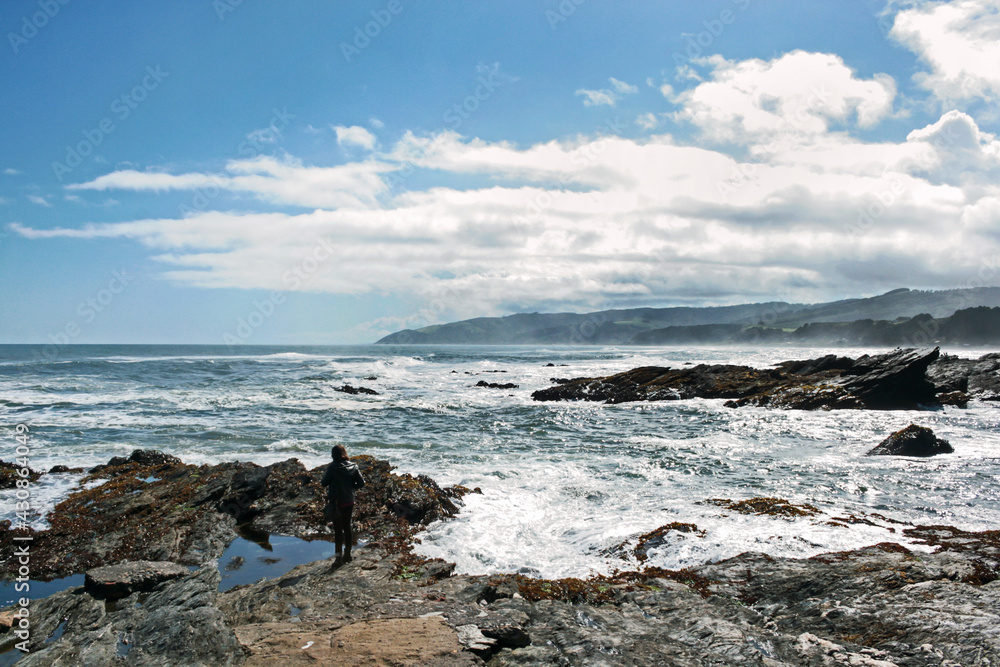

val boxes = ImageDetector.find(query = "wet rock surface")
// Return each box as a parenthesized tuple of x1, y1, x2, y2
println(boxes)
(3, 452, 1000, 665)
(866, 424, 955, 457)
(533, 347, 1000, 410)
(84, 560, 189, 600)
(0, 449, 475, 580)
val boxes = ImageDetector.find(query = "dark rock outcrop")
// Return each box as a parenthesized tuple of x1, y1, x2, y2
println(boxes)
(476, 380, 519, 389)
(0, 449, 475, 580)
(88, 448, 183, 475)
(0, 459, 41, 489)
(866, 424, 954, 457)
(533, 348, 952, 410)
(15, 565, 245, 666)
(334, 384, 380, 395)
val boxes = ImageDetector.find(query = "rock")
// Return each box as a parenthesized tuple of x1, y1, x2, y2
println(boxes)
(866, 424, 954, 457)
(17, 566, 245, 667)
(47, 464, 85, 474)
(0, 459, 41, 489)
(0, 451, 473, 580)
(88, 448, 182, 475)
(456, 624, 497, 656)
(605, 522, 705, 562)
(475, 380, 519, 389)
(84, 560, 190, 600)
(334, 384, 380, 396)
(839, 347, 940, 409)
(534, 348, 961, 411)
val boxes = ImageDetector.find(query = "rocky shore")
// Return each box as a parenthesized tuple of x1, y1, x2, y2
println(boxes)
(532, 347, 1000, 410)
(2, 449, 1000, 665)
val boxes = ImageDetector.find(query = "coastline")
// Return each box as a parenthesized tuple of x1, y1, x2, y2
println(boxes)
(1, 449, 998, 665)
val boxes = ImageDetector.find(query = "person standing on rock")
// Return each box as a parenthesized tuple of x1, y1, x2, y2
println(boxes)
(321, 444, 366, 564)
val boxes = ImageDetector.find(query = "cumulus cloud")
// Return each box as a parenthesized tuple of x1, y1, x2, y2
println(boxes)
(674, 51, 897, 145)
(333, 125, 377, 150)
(891, 0, 1000, 103)
(904, 109, 1000, 187)
(4, 168, 21, 175)
(15, 46, 1000, 318)
(12, 106, 998, 315)
(27, 194, 52, 207)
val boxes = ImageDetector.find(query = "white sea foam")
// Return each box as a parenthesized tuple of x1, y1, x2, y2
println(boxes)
(2, 344, 998, 578)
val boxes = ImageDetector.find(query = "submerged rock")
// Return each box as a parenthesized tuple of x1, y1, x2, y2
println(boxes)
(866, 424, 954, 457)
(475, 380, 519, 389)
(334, 384, 379, 395)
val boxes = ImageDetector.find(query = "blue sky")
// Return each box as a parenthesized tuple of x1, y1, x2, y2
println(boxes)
(2, 0, 1000, 344)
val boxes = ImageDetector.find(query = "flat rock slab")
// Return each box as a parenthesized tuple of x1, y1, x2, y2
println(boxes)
(237, 618, 479, 666)
(84, 560, 189, 599)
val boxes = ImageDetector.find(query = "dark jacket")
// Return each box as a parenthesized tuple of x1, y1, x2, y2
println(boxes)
(321, 460, 365, 505)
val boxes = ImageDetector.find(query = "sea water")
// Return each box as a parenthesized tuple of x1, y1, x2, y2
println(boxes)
(1, 344, 998, 579)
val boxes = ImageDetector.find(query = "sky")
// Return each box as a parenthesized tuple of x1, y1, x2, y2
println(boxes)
(2, 0, 1000, 345)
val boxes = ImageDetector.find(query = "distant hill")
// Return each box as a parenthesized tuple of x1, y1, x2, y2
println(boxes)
(375, 287, 1000, 345)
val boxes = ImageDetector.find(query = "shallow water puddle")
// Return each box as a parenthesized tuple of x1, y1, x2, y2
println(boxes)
(216, 529, 340, 592)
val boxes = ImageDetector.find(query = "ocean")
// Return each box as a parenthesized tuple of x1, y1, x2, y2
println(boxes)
(2, 344, 999, 579)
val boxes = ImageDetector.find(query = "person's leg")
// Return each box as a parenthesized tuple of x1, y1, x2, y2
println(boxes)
(341, 503, 355, 561)
(333, 516, 345, 556)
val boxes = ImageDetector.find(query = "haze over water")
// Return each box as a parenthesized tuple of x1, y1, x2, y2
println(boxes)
(2, 344, 998, 579)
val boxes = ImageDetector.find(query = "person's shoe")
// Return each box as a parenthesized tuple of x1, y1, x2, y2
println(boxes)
(342, 553, 353, 563)
(330, 555, 344, 570)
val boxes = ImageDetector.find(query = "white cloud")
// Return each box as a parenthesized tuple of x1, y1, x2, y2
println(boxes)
(576, 77, 640, 107)
(609, 77, 638, 95)
(891, 0, 1000, 103)
(369, 117, 385, 129)
(903, 109, 1000, 188)
(303, 124, 323, 135)
(18, 47, 1000, 318)
(333, 125, 377, 150)
(16, 100, 998, 315)
(636, 113, 659, 130)
(575, 88, 618, 107)
(247, 126, 281, 145)
(27, 195, 51, 207)
(68, 156, 393, 210)
(674, 51, 897, 145)
(4, 168, 21, 176)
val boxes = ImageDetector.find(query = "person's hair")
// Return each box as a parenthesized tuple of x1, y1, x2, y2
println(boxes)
(331, 444, 349, 462)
